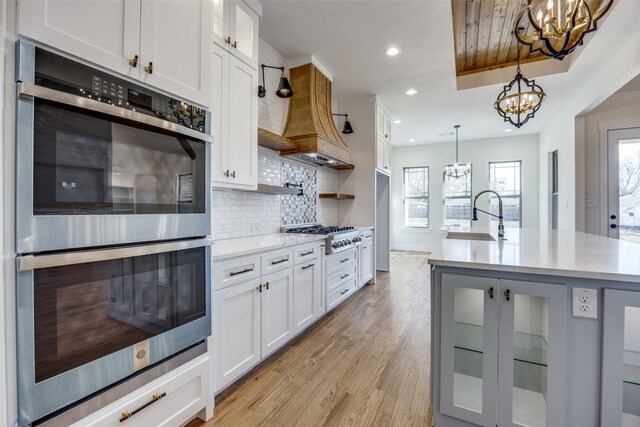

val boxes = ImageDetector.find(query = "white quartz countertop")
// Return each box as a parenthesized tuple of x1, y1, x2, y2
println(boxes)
(428, 228, 640, 283)
(212, 233, 326, 261)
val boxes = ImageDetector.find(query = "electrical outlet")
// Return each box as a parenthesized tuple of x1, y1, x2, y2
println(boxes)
(572, 288, 598, 319)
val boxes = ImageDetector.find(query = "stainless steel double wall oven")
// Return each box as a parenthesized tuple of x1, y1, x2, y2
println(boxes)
(15, 41, 213, 425)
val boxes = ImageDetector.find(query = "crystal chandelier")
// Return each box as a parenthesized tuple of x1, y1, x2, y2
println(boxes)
(494, 40, 546, 129)
(443, 125, 470, 178)
(514, 0, 614, 60)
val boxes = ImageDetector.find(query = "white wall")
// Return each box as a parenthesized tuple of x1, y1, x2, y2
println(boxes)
(538, 4, 640, 230)
(391, 135, 539, 252)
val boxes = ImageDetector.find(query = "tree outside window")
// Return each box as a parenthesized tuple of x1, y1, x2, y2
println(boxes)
(443, 166, 472, 228)
(489, 161, 522, 229)
(403, 167, 429, 228)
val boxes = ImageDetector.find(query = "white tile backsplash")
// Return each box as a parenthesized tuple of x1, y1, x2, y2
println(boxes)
(318, 167, 338, 225)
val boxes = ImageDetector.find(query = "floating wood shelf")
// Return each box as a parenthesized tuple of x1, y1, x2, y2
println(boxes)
(257, 127, 297, 151)
(319, 193, 355, 200)
(328, 163, 355, 170)
(238, 183, 300, 195)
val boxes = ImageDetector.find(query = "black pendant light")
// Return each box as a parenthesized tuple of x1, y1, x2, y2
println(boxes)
(494, 33, 546, 129)
(333, 113, 354, 134)
(258, 64, 294, 98)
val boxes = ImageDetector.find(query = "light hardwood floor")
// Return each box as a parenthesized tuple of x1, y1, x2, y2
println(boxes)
(193, 254, 432, 426)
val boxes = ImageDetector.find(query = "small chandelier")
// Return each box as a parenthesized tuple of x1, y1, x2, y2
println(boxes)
(443, 125, 470, 178)
(494, 39, 546, 129)
(514, 0, 614, 60)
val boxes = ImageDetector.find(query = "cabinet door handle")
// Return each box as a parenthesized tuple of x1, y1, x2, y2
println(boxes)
(300, 250, 314, 256)
(231, 40, 237, 48)
(488, 287, 494, 299)
(229, 267, 254, 276)
(301, 263, 315, 270)
(256, 284, 262, 292)
(340, 258, 350, 263)
(144, 62, 153, 74)
(232, 171, 236, 178)
(504, 289, 511, 301)
(225, 36, 231, 45)
(341, 273, 349, 279)
(120, 392, 166, 422)
(271, 258, 289, 265)
(224, 170, 230, 177)
(128, 55, 138, 67)
(265, 281, 269, 290)
(340, 289, 349, 295)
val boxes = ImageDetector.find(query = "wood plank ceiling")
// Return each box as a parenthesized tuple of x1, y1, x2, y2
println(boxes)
(451, 0, 604, 76)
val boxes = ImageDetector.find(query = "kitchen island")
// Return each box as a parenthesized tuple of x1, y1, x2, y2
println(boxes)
(429, 229, 640, 427)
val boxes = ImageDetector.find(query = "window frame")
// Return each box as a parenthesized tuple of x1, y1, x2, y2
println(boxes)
(442, 164, 473, 229)
(403, 166, 430, 229)
(488, 160, 522, 229)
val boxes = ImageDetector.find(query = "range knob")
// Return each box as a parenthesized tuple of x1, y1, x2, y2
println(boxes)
(332, 242, 339, 248)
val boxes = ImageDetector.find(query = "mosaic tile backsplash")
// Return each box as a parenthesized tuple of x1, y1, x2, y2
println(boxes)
(281, 162, 317, 225)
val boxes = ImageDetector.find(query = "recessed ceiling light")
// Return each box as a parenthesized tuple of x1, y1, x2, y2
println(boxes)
(394, 120, 402, 124)
(505, 129, 513, 133)
(385, 47, 400, 56)
(409, 139, 416, 142)
(405, 89, 418, 96)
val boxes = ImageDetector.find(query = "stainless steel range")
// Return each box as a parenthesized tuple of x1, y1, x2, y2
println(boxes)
(283, 225, 362, 254)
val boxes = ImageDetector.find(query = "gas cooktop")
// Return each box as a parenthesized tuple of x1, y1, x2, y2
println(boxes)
(283, 225, 361, 254)
(284, 225, 355, 235)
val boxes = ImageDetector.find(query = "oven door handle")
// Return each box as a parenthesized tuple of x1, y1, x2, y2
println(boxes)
(17, 82, 213, 144)
(17, 237, 213, 272)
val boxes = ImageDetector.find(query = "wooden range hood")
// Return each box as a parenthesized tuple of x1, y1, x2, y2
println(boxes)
(280, 63, 351, 167)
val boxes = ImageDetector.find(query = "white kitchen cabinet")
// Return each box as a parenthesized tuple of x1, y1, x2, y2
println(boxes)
(293, 257, 322, 334)
(18, 0, 212, 106)
(73, 354, 212, 426)
(440, 273, 567, 427)
(211, 43, 258, 190)
(376, 137, 391, 175)
(325, 248, 358, 311)
(261, 268, 294, 358)
(360, 232, 374, 286)
(602, 289, 640, 427)
(212, 0, 260, 69)
(213, 277, 261, 392)
(376, 105, 392, 142)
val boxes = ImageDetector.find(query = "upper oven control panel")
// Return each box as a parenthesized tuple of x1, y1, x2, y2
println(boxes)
(32, 47, 206, 133)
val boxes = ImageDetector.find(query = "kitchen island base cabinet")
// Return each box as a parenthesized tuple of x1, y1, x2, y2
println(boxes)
(602, 289, 640, 427)
(437, 272, 567, 427)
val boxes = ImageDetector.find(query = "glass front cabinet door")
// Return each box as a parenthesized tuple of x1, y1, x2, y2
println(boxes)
(602, 289, 640, 427)
(440, 273, 567, 427)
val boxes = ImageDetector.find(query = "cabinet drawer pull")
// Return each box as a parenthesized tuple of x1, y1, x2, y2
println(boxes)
(119, 392, 166, 422)
(340, 258, 350, 263)
(229, 267, 254, 276)
(300, 250, 314, 256)
(340, 289, 349, 295)
(341, 273, 349, 279)
(144, 62, 153, 74)
(271, 258, 289, 265)
(488, 287, 494, 299)
(301, 263, 315, 270)
(504, 289, 511, 301)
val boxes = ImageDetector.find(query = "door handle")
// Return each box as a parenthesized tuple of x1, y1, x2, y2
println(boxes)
(504, 289, 511, 301)
(128, 55, 138, 67)
(488, 287, 494, 299)
(144, 62, 153, 74)
(610, 214, 617, 220)
(610, 224, 617, 229)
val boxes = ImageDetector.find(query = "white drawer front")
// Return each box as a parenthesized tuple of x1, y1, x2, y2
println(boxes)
(213, 255, 261, 290)
(293, 243, 321, 265)
(327, 278, 357, 310)
(326, 248, 357, 276)
(75, 356, 210, 427)
(261, 248, 294, 275)
(326, 263, 357, 293)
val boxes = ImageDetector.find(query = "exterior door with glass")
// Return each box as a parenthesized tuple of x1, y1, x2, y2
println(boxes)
(607, 128, 640, 241)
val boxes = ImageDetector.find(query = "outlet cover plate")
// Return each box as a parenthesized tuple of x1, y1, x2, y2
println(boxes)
(572, 287, 598, 319)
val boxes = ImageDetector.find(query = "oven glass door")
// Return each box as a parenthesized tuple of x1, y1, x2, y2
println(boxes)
(33, 99, 206, 216)
(17, 240, 211, 424)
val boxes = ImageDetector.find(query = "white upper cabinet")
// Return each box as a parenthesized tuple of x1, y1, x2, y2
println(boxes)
(376, 136, 391, 175)
(212, 0, 259, 69)
(376, 104, 392, 142)
(18, 0, 212, 106)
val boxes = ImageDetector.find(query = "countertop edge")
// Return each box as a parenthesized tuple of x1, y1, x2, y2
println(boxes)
(212, 234, 326, 261)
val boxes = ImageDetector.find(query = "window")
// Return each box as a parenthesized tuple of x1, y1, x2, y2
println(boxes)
(489, 161, 522, 229)
(443, 166, 472, 228)
(403, 167, 429, 227)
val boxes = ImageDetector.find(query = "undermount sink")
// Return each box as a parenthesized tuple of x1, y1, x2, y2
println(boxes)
(445, 231, 496, 241)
